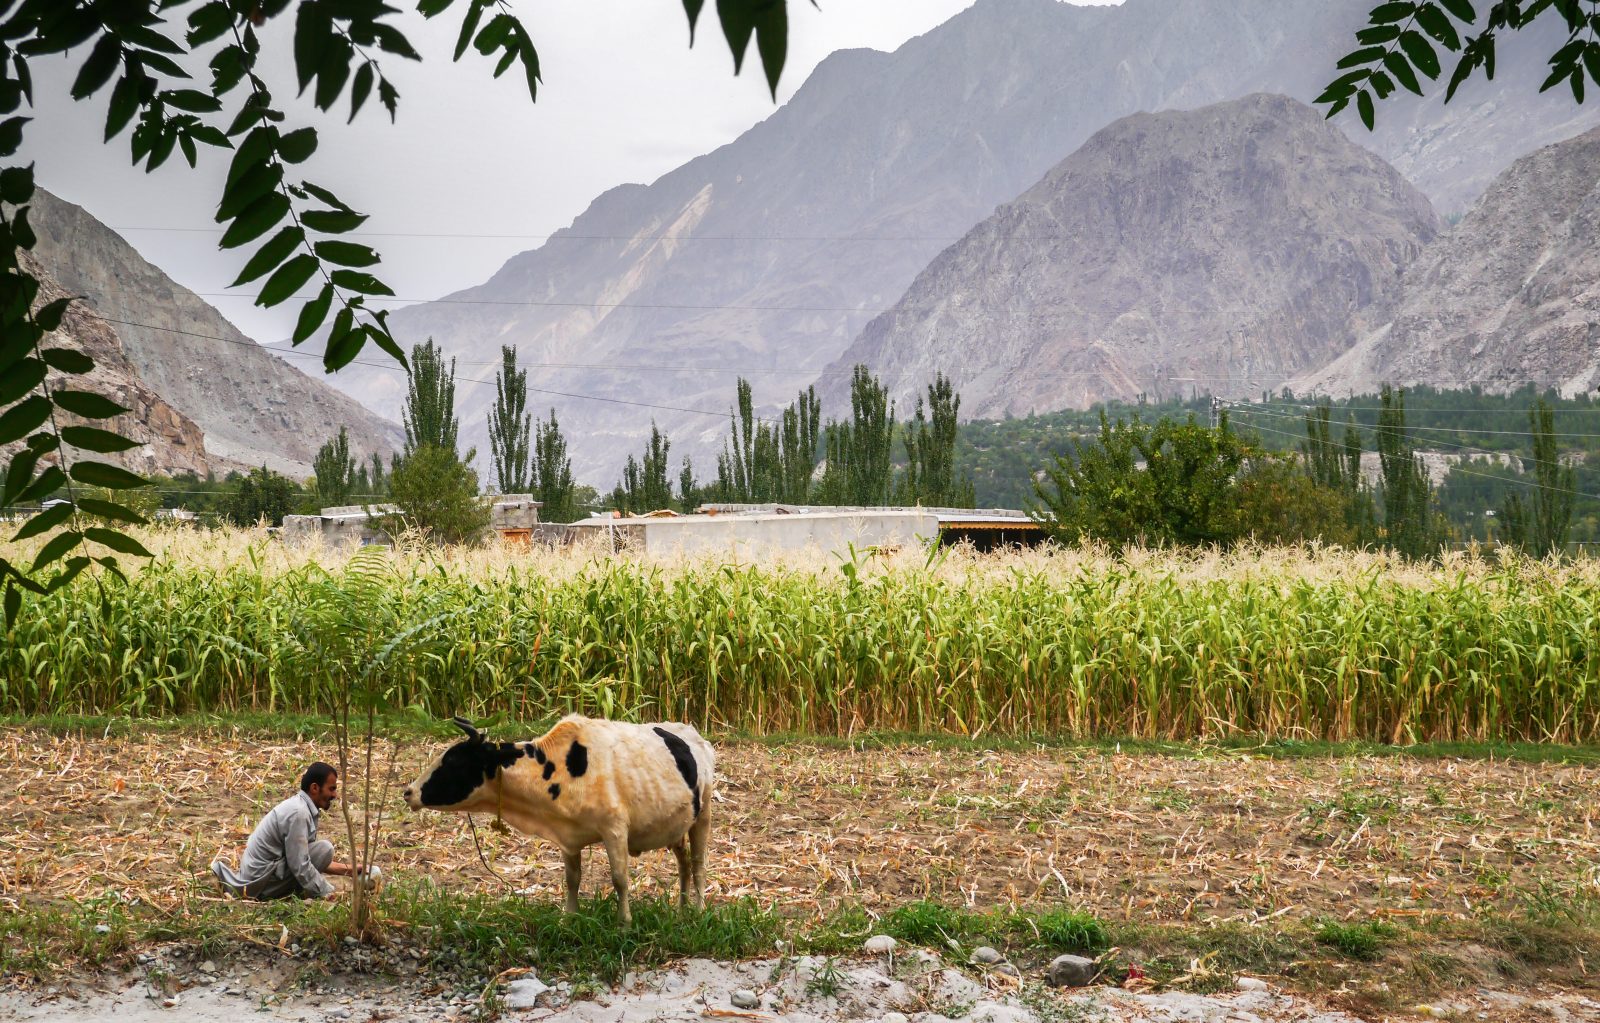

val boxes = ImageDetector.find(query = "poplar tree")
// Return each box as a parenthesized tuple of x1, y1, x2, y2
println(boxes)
(488, 345, 531, 494)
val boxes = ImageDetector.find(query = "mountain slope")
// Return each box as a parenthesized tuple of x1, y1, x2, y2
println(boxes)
(5, 248, 213, 480)
(325, 0, 1596, 481)
(823, 94, 1440, 416)
(27, 189, 401, 477)
(1293, 125, 1600, 399)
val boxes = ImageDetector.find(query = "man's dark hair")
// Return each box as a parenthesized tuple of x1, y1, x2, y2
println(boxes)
(300, 762, 338, 793)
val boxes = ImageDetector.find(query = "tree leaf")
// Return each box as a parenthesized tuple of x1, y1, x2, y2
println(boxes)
(163, 88, 223, 112)
(230, 225, 305, 287)
(77, 497, 148, 526)
(292, 283, 334, 343)
(71, 33, 122, 100)
(35, 297, 72, 333)
(1414, 4, 1461, 48)
(44, 555, 93, 593)
(2, 449, 40, 505)
(754, 2, 787, 98)
(0, 163, 34, 204)
(52, 389, 129, 420)
(1357, 24, 1403, 44)
(683, 0, 707, 43)
(329, 269, 394, 295)
(3, 583, 18, 631)
(1399, 30, 1441, 78)
(1357, 88, 1376, 129)
(0, 115, 28, 157)
(301, 208, 367, 233)
(85, 526, 153, 558)
(1438, 0, 1475, 20)
(323, 306, 360, 370)
(31, 530, 82, 572)
(314, 240, 379, 267)
(69, 460, 148, 490)
(11, 501, 73, 542)
(0, 395, 50, 445)
(0, 356, 45, 404)
(455, 0, 487, 60)
(219, 191, 291, 249)
(15, 465, 67, 505)
(61, 424, 143, 453)
(1384, 49, 1424, 93)
(1370, 1, 1418, 23)
(294, 0, 333, 93)
(349, 62, 374, 121)
(1338, 45, 1389, 69)
(217, 158, 284, 221)
(256, 253, 320, 307)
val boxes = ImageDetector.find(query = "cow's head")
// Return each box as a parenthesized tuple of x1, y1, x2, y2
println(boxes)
(403, 717, 524, 812)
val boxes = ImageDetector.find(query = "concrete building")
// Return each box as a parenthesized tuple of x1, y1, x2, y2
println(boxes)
(699, 504, 1045, 552)
(566, 508, 941, 558)
(282, 495, 541, 547)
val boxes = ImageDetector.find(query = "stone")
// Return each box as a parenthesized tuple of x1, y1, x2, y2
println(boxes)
(971, 946, 1003, 965)
(326, 1010, 351, 1020)
(882, 1013, 909, 1023)
(1044, 954, 1098, 988)
(1235, 976, 1268, 991)
(864, 935, 898, 954)
(93, 924, 111, 935)
(992, 963, 1021, 979)
(730, 989, 760, 1009)
(503, 977, 550, 1010)
(199, 961, 217, 975)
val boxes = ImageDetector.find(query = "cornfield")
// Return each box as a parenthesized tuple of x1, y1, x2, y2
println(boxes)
(3, 528, 1598, 742)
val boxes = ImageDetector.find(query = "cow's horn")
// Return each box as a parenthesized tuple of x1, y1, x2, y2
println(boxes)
(452, 716, 482, 742)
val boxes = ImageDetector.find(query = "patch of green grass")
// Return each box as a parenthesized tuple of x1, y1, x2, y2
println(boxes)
(386, 881, 781, 980)
(1314, 920, 1397, 960)
(1025, 910, 1109, 953)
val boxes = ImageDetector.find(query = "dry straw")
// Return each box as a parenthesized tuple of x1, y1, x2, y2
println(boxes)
(3, 528, 1599, 743)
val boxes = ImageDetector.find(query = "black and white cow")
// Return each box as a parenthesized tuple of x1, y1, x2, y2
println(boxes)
(402, 714, 714, 925)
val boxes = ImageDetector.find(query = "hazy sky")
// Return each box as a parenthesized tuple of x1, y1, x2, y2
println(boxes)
(20, 1, 1113, 365)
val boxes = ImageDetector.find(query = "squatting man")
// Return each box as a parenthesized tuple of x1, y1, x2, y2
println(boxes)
(211, 762, 374, 900)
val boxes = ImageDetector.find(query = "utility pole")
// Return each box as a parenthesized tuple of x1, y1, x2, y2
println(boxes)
(1210, 395, 1221, 430)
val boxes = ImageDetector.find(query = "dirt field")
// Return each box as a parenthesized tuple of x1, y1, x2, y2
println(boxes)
(3, 728, 1596, 926)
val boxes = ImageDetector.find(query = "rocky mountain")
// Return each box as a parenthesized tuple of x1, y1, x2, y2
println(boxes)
(6, 248, 213, 479)
(26, 188, 401, 478)
(322, 0, 1596, 482)
(822, 94, 1441, 417)
(1292, 125, 1600, 399)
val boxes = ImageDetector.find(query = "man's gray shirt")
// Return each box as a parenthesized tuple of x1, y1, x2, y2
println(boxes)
(236, 791, 334, 897)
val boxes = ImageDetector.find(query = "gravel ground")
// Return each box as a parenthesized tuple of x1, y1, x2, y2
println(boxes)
(3, 944, 1597, 1023)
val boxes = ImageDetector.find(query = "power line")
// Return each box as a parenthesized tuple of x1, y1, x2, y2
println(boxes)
(111, 226, 963, 243)
(193, 290, 889, 315)
(1242, 397, 1600, 415)
(97, 315, 783, 425)
(1222, 400, 1600, 441)
(1224, 409, 1600, 504)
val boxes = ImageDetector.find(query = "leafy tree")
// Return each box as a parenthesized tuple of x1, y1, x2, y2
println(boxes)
(1301, 401, 1376, 540)
(384, 444, 489, 546)
(901, 372, 975, 508)
(1499, 398, 1575, 556)
(488, 344, 530, 494)
(532, 408, 576, 523)
(223, 464, 297, 527)
(1032, 412, 1249, 550)
(0, 0, 793, 625)
(312, 426, 357, 507)
(816, 365, 895, 506)
(402, 338, 467, 460)
(679, 457, 704, 513)
(1375, 385, 1442, 558)
(1232, 453, 1361, 546)
(612, 422, 673, 515)
(1321, 0, 1599, 130)
(715, 379, 821, 504)
(368, 452, 389, 496)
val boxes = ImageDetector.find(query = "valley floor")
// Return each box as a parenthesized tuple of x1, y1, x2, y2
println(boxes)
(2, 723, 1598, 1020)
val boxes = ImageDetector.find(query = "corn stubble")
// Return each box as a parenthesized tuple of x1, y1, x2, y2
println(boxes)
(3, 528, 1598, 743)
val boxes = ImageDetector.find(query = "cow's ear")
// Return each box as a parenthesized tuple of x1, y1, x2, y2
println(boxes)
(452, 716, 483, 743)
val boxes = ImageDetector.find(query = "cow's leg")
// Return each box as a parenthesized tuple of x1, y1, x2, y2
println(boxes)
(601, 829, 631, 927)
(671, 840, 691, 907)
(688, 800, 710, 910)
(562, 849, 582, 914)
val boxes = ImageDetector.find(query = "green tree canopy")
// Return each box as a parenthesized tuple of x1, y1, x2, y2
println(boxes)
(385, 443, 489, 546)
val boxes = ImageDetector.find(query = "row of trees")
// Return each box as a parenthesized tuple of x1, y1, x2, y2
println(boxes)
(1032, 386, 1577, 558)
(609, 366, 976, 515)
